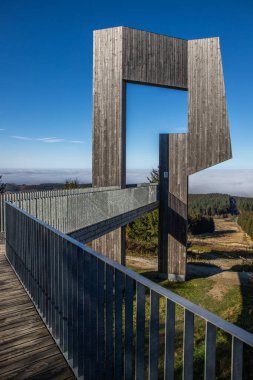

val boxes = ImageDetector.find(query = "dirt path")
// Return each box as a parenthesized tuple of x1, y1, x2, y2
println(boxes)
(190, 217, 253, 251)
(188, 217, 253, 269)
(127, 217, 253, 293)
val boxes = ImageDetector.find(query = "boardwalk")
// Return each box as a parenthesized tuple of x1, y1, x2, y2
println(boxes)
(0, 244, 75, 380)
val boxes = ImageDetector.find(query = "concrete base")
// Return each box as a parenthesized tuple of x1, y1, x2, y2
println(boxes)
(157, 272, 186, 282)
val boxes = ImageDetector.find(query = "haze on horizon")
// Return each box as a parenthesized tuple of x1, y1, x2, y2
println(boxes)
(0, 1, 252, 194)
(1, 168, 253, 198)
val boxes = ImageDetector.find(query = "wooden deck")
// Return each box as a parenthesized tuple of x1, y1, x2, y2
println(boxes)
(0, 244, 75, 380)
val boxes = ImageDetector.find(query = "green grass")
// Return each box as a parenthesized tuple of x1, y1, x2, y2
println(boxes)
(127, 265, 253, 379)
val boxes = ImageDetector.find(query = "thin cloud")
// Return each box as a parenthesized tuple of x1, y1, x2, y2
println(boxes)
(37, 137, 66, 143)
(0, 129, 5, 131)
(11, 135, 84, 144)
(11, 135, 33, 140)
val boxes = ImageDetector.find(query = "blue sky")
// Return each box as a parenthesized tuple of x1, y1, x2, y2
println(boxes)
(0, 0, 252, 175)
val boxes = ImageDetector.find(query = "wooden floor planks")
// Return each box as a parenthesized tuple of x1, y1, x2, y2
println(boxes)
(0, 244, 75, 380)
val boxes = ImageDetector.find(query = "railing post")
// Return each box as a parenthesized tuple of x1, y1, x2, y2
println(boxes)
(135, 282, 146, 380)
(231, 337, 243, 380)
(124, 276, 134, 380)
(205, 322, 216, 380)
(115, 270, 123, 379)
(164, 300, 175, 380)
(97, 260, 105, 379)
(149, 290, 159, 380)
(105, 264, 114, 379)
(183, 310, 194, 380)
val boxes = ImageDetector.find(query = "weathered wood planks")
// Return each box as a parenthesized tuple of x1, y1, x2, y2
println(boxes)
(187, 38, 232, 174)
(92, 27, 188, 263)
(0, 244, 75, 380)
(92, 27, 231, 279)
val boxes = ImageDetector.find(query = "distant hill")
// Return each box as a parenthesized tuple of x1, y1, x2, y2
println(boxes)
(5, 183, 92, 193)
(189, 193, 253, 216)
(3, 184, 253, 216)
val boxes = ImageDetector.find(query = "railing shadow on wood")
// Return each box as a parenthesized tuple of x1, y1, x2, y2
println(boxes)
(5, 201, 253, 380)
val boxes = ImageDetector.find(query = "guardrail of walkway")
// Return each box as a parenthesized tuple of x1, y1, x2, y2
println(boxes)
(5, 201, 253, 380)
(0, 186, 120, 234)
(1, 184, 158, 238)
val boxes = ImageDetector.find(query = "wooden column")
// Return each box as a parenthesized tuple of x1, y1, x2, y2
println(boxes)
(92, 27, 126, 264)
(158, 134, 169, 276)
(92, 27, 231, 279)
(159, 134, 188, 281)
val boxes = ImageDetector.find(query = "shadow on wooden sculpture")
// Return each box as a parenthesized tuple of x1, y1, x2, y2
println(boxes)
(92, 27, 232, 281)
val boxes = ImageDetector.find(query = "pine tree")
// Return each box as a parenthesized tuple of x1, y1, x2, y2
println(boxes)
(0, 176, 6, 194)
(147, 167, 159, 183)
(64, 179, 79, 189)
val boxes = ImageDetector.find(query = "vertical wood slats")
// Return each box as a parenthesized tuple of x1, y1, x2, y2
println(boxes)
(92, 27, 231, 281)
(158, 134, 169, 275)
(92, 26, 187, 266)
(205, 322, 216, 380)
(122, 27, 187, 88)
(188, 38, 232, 175)
(167, 134, 188, 279)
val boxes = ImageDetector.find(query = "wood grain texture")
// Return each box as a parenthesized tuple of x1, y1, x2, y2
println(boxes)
(168, 134, 188, 278)
(188, 38, 232, 175)
(92, 27, 187, 263)
(159, 134, 188, 279)
(92, 27, 125, 262)
(92, 27, 231, 278)
(0, 245, 75, 380)
(122, 27, 187, 89)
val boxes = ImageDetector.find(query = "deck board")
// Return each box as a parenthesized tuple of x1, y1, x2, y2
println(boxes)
(0, 244, 75, 379)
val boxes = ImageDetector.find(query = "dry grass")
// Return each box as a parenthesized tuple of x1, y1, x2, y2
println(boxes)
(126, 218, 253, 378)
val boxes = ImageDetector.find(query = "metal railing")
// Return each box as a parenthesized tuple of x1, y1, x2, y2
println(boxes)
(0, 186, 120, 234)
(5, 202, 253, 380)
(0, 185, 158, 237)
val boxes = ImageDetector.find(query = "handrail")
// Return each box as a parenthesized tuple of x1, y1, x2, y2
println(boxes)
(5, 201, 253, 379)
(0, 184, 158, 235)
(7, 201, 253, 348)
(0, 185, 121, 233)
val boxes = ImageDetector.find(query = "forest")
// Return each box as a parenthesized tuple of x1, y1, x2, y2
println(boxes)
(126, 192, 253, 255)
(189, 193, 253, 216)
(237, 211, 253, 240)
